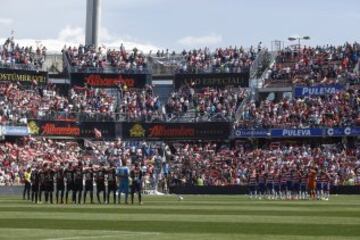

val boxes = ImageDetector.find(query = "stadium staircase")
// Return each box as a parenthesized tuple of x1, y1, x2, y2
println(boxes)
(235, 49, 277, 122)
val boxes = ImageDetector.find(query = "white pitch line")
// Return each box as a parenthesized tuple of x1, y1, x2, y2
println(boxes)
(44, 231, 160, 240)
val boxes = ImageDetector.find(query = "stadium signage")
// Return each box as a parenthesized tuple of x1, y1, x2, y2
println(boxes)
(174, 72, 249, 89)
(273, 128, 322, 137)
(294, 84, 344, 97)
(84, 74, 137, 87)
(234, 129, 269, 138)
(233, 127, 360, 138)
(2, 126, 29, 136)
(0, 68, 48, 84)
(70, 72, 148, 88)
(27, 120, 116, 138)
(123, 122, 231, 140)
(326, 127, 360, 137)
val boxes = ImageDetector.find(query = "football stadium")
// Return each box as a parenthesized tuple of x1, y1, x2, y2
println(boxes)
(0, 0, 360, 239)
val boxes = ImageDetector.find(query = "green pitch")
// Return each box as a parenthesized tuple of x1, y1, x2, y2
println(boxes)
(0, 195, 360, 240)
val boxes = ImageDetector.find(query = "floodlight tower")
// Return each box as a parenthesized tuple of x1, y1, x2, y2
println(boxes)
(85, 0, 101, 47)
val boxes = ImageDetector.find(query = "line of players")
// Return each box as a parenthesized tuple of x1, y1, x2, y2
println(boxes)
(248, 166, 331, 200)
(23, 160, 143, 205)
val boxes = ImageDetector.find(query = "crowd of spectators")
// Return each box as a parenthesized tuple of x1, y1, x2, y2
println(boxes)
(118, 84, 163, 121)
(0, 37, 46, 69)
(165, 86, 247, 121)
(265, 42, 360, 87)
(168, 142, 360, 186)
(64, 44, 147, 72)
(177, 46, 255, 74)
(1, 138, 359, 187)
(0, 83, 69, 125)
(69, 87, 116, 120)
(0, 138, 168, 188)
(238, 89, 360, 129)
(0, 82, 122, 124)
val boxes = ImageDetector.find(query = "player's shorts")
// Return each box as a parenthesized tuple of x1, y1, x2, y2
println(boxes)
(293, 183, 300, 192)
(74, 181, 83, 191)
(248, 184, 256, 193)
(300, 183, 307, 192)
(308, 181, 316, 190)
(280, 183, 287, 191)
(286, 181, 293, 191)
(321, 182, 330, 191)
(108, 181, 117, 192)
(258, 183, 265, 193)
(40, 184, 46, 191)
(131, 182, 142, 193)
(66, 182, 74, 191)
(274, 183, 280, 192)
(118, 181, 129, 194)
(96, 182, 105, 192)
(31, 183, 39, 192)
(46, 182, 54, 192)
(316, 182, 322, 191)
(266, 183, 274, 191)
(85, 181, 93, 191)
(56, 183, 65, 191)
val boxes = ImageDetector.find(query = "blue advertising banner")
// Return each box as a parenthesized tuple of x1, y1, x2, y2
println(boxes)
(271, 128, 323, 137)
(326, 127, 360, 137)
(2, 126, 29, 136)
(233, 129, 269, 138)
(294, 84, 344, 97)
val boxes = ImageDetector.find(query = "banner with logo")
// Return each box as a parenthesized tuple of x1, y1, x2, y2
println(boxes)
(271, 128, 323, 137)
(70, 72, 149, 88)
(294, 84, 344, 97)
(233, 127, 360, 138)
(0, 68, 48, 84)
(174, 72, 249, 89)
(326, 127, 360, 137)
(27, 120, 116, 138)
(233, 129, 270, 138)
(2, 126, 29, 136)
(122, 122, 231, 140)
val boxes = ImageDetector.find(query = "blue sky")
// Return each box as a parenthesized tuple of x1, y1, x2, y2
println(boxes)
(0, 0, 359, 52)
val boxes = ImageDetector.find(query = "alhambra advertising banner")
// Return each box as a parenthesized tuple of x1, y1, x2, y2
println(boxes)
(70, 72, 149, 88)
(27, 120, 115, 138)
(174, 72, 249, 89)
(122, 122, 231, 140)
(0, 68, 48, 84)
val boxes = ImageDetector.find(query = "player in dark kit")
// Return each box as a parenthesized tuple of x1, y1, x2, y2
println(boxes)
(65, 163, 75, 204)
(107, 163, 117, 204)
(95, 164, 106, 204)
(130, 163, 143, 205)
(31, 166, 40, 203)
(83, 164, 94, 204)
(55, 164, 65, 204)
(38, 167, 46, 203)
(44, 164, 54, 204)
(73, 163, 84, 204)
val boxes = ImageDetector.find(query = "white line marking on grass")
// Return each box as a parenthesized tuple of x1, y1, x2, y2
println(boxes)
(44, 231, 159, 240)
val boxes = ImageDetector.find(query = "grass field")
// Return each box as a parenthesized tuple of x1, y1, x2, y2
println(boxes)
(0, 195, 360, 240)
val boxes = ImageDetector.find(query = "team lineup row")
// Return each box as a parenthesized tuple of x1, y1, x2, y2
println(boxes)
(247, 166, 333, 200)
(23, 161, 144, 205)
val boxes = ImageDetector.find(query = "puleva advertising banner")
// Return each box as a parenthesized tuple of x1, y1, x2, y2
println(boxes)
(294, 84, 344, 97)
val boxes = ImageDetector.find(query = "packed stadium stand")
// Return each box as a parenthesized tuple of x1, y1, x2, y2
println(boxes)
(0, 37, 359, 196)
